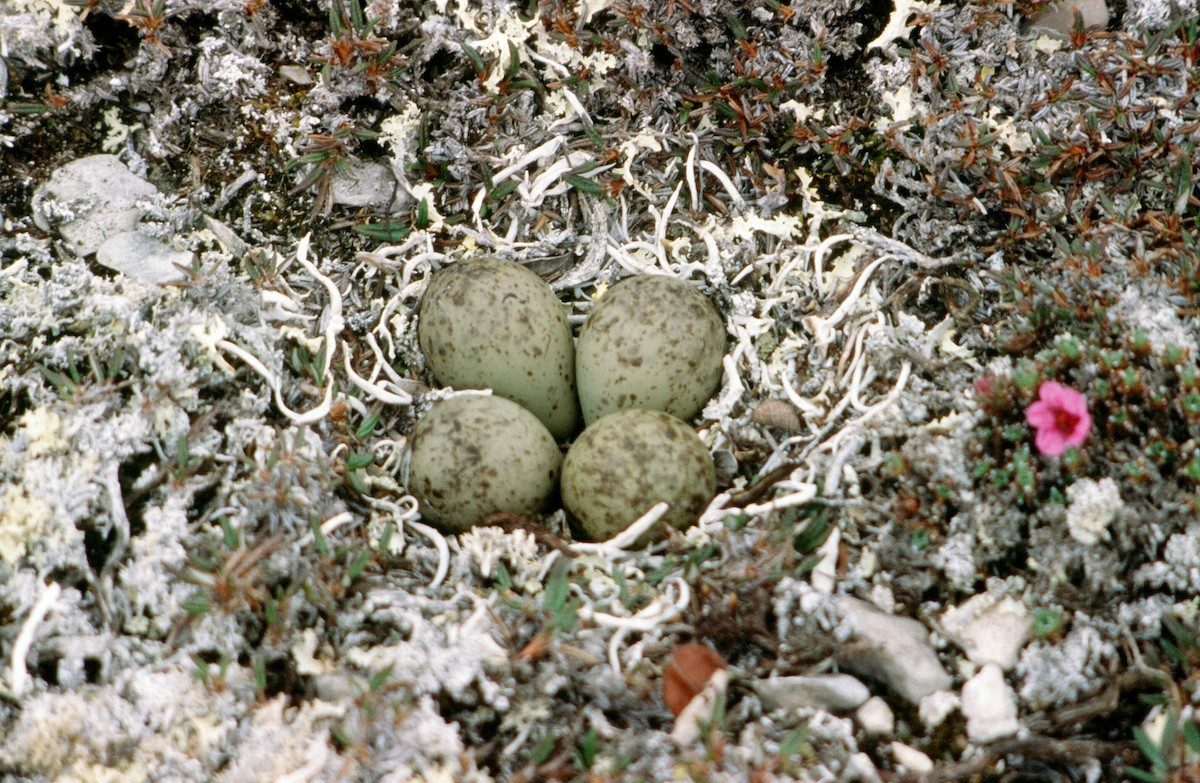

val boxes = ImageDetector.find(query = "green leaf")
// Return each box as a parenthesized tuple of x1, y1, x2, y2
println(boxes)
(1133, 726, 1166, 769)
(311, 520, 330, 555)
(574, 728, 599, 769)
(792, 507, 831, 553)
(368, 663, 395, 691)
(356, 412, 380, 438)
(565, 174, 604, 194)
(346, 450, 375, 471)
(778, 725, 808, 759)
(38, 364, 77, 396)
(725, 14, 747, 40)
(1121, 767, 1161, 783)
(542, 558, 578, 632)
(795, 551, 824, 576)
(346, 548, 371, 581)
(530, 736, 556, 765)
(1173, 143, 1193, 216)
(488, 178, 520, 202)
(1183, 719, 1200, 752)
(253, 656, 268, 695)
(461, 43, 487, 74)
(219, 517, 241, 550)
(182, 591, 211, 616)
(494, 561, 512, 591)
(4, 102, 54, 115)
(354, 221, 411, 241)
(505, 41, 521, 80)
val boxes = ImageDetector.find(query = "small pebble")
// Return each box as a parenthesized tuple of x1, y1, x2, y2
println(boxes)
(753, 673, 870, 712)
(855, 696, 895, 736)
(962, 663, 1020, 743)
(32, 154, 159, 256)
(836, 597, 952, 704)
(890, 742, 934, 775)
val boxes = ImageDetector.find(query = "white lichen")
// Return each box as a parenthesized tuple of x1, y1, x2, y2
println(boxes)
(1064, 477, 1123, 546)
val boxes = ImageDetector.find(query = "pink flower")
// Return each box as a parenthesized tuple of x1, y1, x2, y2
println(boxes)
(1025, 381, 1092, 457)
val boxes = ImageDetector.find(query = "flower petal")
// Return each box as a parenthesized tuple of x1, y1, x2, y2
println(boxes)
(1036, 380, 1063, 399)
(1035, 426, 1068, 456)
(1061, 389, 1090, 418)
(1065, 410, 1092, 445)
(1025, 400, 1056, 428)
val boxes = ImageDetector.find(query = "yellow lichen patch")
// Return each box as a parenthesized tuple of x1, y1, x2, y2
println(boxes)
(0, 485, 54, 564)
(19, 408, 68, 457)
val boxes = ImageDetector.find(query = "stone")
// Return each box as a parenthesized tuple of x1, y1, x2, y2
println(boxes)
(753, 673, 870, 713)
(32, 155, 159, 256)
(845, 752, 883, 783)
(962, 663, 1020, 743)
(855, 696, 895, 736)
(331, 160, 406, 210)
(836, 597, 953, 704)
(279, 64, 314, 85)
(95, 231, 191, 286)
(889, 742, 933, 775)
(941, 595, 1032, 671)
(919, 690, 960, 729)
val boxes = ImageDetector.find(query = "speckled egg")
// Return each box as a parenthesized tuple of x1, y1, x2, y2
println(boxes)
(576, 275, 724, 425)
(418, 256, 580, 440)
(408, 395, 562, 533)
(561, 409, 716, 541)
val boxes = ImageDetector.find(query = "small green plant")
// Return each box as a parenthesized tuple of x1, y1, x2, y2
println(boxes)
(1125, 710, 1200, 782)
(316, 0, 404, 89)
(792, 503, 834, 576)
(190, 652, 232, 692)
(116, 0, 172, 55)
(573, 727, 600, 770)
(541, 558, 580, 634)
(1031, 607, 1063, 639)
(287, 124, 379, 220)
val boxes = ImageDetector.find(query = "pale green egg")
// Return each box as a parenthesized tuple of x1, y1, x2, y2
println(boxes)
(408, 395, 562, 533)
(576, 275, 724, 425)
(418, 256, 580, 440)
(561, 409, 715, 542)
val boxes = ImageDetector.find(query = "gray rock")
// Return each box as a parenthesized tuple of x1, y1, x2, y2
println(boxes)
(331, 160, 406, 210)
(753, 673, 870, 712)
(95, 232, 191, 285)
(32, 155, 159, 256)
(836, 597, 953, 704)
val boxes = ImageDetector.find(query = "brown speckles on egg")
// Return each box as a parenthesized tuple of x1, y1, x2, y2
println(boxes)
(576, 275, 725, 425)
(408, 395, 562, 533)
(417, 256, 581, 440)
(561, 409, 716, 542)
